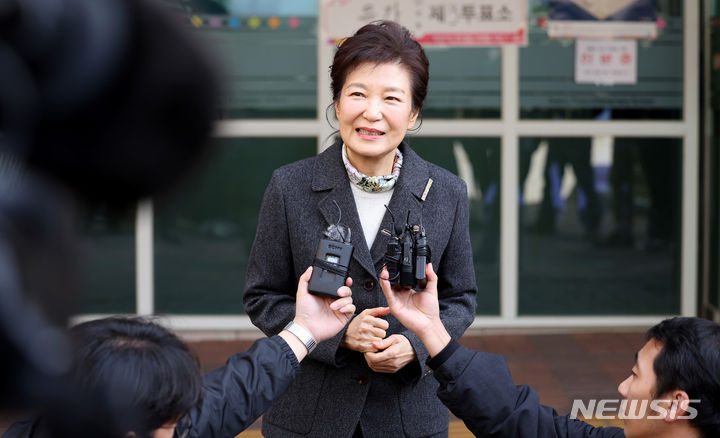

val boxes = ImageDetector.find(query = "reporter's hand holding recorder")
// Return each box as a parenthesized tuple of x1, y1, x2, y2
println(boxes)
(377, 263, 452, 358)
(279, 266, 356, 362)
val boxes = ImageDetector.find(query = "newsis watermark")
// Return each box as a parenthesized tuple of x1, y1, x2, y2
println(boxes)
(570, 399, 700, 420)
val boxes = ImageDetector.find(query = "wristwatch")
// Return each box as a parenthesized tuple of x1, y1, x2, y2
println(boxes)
(283, 321, 317, 353)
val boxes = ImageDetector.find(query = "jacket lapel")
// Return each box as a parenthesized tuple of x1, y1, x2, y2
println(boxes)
(312, 141, 376, 277)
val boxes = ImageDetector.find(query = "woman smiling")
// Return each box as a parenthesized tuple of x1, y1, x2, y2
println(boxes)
(244, 21, 477, 438)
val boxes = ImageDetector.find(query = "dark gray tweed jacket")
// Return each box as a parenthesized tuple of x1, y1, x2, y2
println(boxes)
(243, 140, 477, 438)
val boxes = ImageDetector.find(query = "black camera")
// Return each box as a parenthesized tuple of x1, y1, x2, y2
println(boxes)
(382, 208, 431, 290)
(308, 202, 354, 298)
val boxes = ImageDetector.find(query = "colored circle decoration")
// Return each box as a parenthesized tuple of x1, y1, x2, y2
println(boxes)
(248, 16, 261, 29)
(185, 14, 307, 31)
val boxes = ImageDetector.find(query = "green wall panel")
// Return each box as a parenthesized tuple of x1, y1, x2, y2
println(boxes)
(154, 138, 316, 314)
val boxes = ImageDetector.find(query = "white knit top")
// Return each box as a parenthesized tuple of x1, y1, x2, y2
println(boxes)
(350, 183, 393, 250)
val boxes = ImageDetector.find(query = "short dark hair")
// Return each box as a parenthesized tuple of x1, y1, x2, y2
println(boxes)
(330, 20, 430, 112)
(646, 317, 720, 438)
(70, 317, 202, 434)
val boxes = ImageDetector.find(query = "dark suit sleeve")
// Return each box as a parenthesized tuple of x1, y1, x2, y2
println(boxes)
(400, 178, 477, 381)
(431, 344, 626, 438)
(243, 171, 297, 338)
(1, 418, 38, 438)
(182, 336, 300, 438)
(243, 170, 349, 367)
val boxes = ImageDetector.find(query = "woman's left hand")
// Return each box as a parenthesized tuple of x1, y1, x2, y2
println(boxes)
(363, 334, 416, 373)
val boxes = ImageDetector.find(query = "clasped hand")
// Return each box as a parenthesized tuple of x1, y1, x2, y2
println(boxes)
(365, 334, 415, 373)
(340, 306, 387, 349)
(340, 299, 417, 373)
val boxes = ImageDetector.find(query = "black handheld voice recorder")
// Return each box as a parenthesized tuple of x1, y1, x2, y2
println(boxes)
(309, 238, 354, 298)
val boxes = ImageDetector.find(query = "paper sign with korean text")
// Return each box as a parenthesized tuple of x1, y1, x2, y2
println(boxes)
(575, 39, 637, 85)
(323, 0, 527, 46)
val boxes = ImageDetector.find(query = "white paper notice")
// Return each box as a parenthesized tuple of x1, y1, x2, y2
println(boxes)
(575, 39, 637, 85)
(322, 0, 527, 46)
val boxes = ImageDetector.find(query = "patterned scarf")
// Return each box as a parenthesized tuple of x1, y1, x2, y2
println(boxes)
(342, 144, 403, 193)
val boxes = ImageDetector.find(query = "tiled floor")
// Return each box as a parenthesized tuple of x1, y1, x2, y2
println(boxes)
(188, 329, 646, 437)
(0, 330, 643, 436)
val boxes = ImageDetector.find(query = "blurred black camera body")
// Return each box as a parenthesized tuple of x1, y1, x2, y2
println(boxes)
(308, 202, 354, 298)
(382, 209, 431, 290)
(0, 0, 219, 434)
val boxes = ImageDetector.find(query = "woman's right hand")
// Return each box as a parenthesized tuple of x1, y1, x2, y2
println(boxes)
(341, 307, 391, 352)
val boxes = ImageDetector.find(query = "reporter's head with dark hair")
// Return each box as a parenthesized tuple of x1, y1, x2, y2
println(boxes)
(70, 317, 202, 438)
(614, 317, 720, 438)
(380, 264, 720, 438)
(5, 268, 355, 438)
